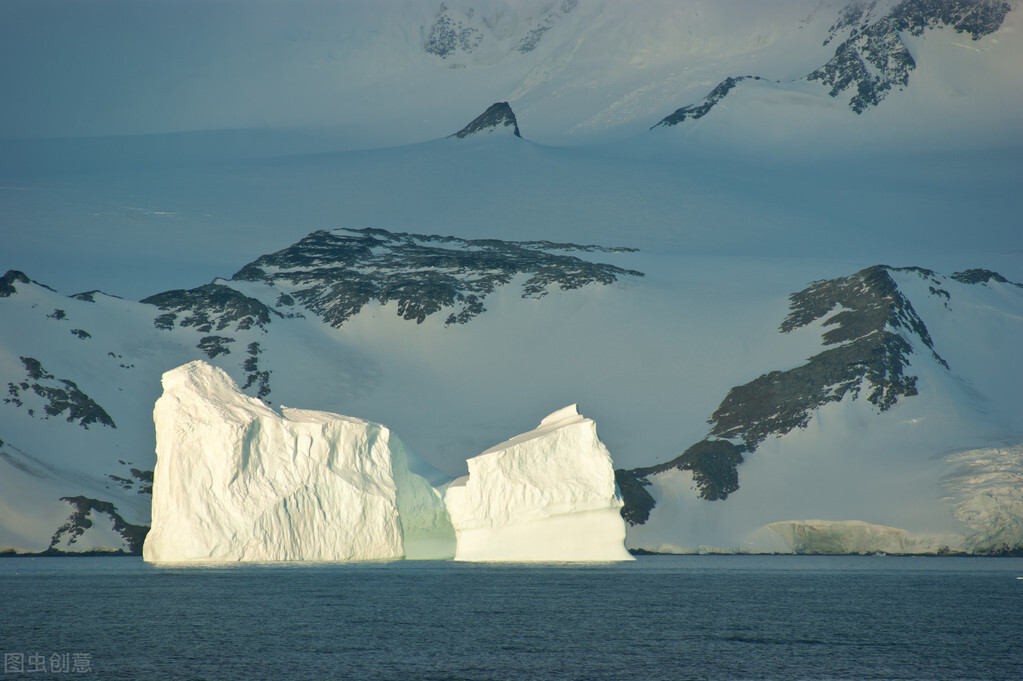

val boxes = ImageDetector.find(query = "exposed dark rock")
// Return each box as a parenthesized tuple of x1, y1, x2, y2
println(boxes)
(634, 440, 746, 501)
(241, 341, 271, 402)
(517, 0, 578, 53)
(47, 308, 67, 320)
(654, 0, 1011, 125)
(451, 102, 522, 139)
(107, 468, 154, 495)
(197, 335, 233, 359)
(652, 76, 764, 128)
(618, 439, 745, 521)
(48, 496, 149, 555)
(615, 469, 657, 526)
(952, 268, 1023, 287)
(0, 270, 30, 297)
(131, 468, 154, 484)
(809, 0, 1010, 113)
(70, 290, 121, 302)
(424, 3, 483, 58)
(142, 282, 281, 333)
(70, 329, 91, 340)
(623, 265, 952, 516)
(713, 266, 945, 450)
(4, 357, 115, 429)
(233, 228, 642, 328)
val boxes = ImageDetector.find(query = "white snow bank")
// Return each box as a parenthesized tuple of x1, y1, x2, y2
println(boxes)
(444, 405, 633, 561)
(143, 361, 453, 562)
(746, 519, 961, 555)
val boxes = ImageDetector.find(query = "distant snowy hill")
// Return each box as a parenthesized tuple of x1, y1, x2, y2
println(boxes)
(2, 245, 1021, 554)
(1, 0, 1021, 556)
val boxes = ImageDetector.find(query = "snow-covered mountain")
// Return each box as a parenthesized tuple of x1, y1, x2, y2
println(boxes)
(1, 0, 1021, 556)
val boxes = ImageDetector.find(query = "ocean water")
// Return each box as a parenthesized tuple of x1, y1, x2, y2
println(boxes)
(0, 555, 1020, 681)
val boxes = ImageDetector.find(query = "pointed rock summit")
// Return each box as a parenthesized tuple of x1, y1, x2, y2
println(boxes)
(451, 102, 521, 139)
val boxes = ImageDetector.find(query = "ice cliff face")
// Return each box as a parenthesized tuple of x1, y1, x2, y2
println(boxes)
(746, 519, 961, 555)
(143, 361, 453, 562)
(444, 405, 633, 562)
(143, 365, 630, 562)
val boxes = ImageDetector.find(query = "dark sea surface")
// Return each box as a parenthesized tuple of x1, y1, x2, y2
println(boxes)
(0, 555, 1021, 681)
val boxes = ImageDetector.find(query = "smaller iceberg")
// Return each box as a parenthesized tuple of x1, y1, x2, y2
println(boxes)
(444, 405, 633, 561)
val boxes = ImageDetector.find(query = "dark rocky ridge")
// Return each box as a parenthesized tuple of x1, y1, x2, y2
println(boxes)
(129, 228, 639, 407)
(142, 282, 281, 333)
(617, 265, 1001, 525)
(951, 268, 1023, 287)
(233, 227, 642, 328)
(653, 0, 1011, 125)
(712, 265, 947, 450)
(451, 102, 522, 139)
(808, 0, 1011, 113)
(48, 496, 149, 555)
(652, 76, 765, 129)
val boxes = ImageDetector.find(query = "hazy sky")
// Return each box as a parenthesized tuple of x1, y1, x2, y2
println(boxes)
(0, 0, 357, 138)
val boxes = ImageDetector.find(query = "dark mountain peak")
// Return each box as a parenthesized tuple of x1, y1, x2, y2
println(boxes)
(0, 270, 31, 297)
(451, 102, 522, 139)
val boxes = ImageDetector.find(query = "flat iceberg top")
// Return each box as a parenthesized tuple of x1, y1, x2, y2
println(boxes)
(445, 404, 631, 561)
(480, 404, 586, 456)
(163, 361, 374, 429)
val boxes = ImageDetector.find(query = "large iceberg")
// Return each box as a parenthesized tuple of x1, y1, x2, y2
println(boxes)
(444, 405, 633, 561)
(143, 361, 453, 562)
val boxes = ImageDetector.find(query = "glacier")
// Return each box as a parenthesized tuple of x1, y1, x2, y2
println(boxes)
(745, 520, 962, 555)
(444, 405, 633, 562)
(143, 361, 454, 562)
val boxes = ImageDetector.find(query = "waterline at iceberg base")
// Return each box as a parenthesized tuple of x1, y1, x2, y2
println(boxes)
(143, 361, 632, 563)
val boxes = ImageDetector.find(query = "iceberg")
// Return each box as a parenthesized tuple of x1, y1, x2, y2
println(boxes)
(444, 405, 633, 562)
(143, 361, 453, 562)
(144, 363, 630, 563)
